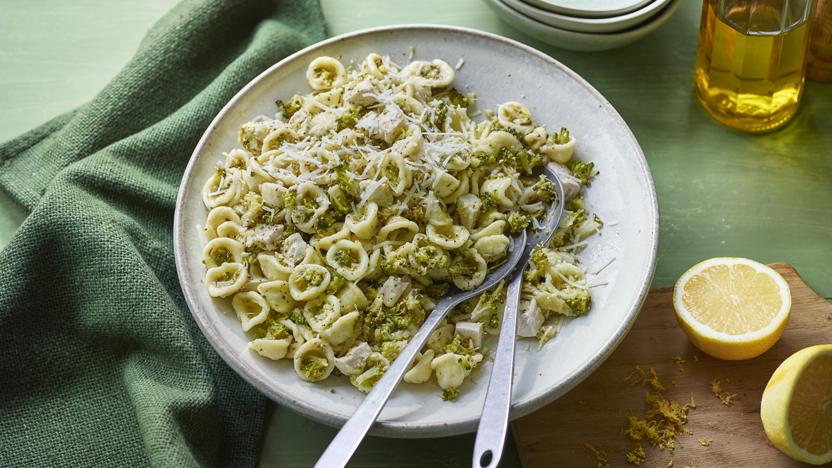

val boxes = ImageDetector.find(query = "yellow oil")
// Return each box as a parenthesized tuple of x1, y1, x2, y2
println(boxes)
(694, 1, 812, 132)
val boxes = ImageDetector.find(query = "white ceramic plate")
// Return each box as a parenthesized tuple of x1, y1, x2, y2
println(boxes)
(505, 0, 672, 33)
(523, 0, 655, 18)
(174, 25, 658, 438)
(486, 0, 683, 51)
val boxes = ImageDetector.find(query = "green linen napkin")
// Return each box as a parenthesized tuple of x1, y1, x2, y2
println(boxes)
(0, 1, 325, 465)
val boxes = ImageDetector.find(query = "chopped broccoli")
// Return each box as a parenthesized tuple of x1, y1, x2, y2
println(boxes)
(380, 340, 406, 361)
(567, 195, 585, 212)
(564, 289, 592, 315)
(442, 386, 460, 401)
(470, 286, 502, 324)
(567, 159, 598, 184)
(507, 211, 531, 235)
(326, 274, 348, 295)
(449, 258, 477, 278)
(301, 268, 326, 287)
(402, 203, 426, 224)
(549, 127, 571, 145)
(289, 307, 306, 325)
(336, 106, 361, 132)
(433, 101, 449, 129)
(420, 64, 442, 80)
(240, 192, 263, 227)
(533, 175, 557, 204)
(283, 188, 297, 209)
(549, 208, 587, 248)
(275, 95, 303, 119)
(444, 88, 472, 108)
(444, 335, 476, 355)
(335, 163, 360, 198)
(209, 247, 232, 266)
(410, 245, 450, 275)
(299, 353, 330, 381)
(480, 193, 497, 212)
(380, 254, 408, 275)
(332, 249, 354, 267)
(524, 247, 550, 285)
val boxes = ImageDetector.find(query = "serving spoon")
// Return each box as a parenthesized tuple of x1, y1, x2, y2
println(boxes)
(472, 164, 565, 468)
(315, 166, 564, 468)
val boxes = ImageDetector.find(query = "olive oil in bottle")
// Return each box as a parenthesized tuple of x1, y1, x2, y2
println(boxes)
(694, 0, 815, 132)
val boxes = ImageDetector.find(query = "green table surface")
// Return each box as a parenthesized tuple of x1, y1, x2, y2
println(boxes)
(2, 0, 830, 466)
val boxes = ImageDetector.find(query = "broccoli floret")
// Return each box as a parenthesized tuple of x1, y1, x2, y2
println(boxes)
(275, 95, 303, 119)
(444, 335, 476, 355)
(516, 150, 542, 174)
(336, 106, 362, 131)
(380, 254, 408, 275)
(249, 319, 290, 340)
(299, 353, 330, 381)
(470, 287, 502, 323)
(241, 192, 263, 227)
(380, 340, 406, 361)
(480, 193, 497, 212)
(524, 247, 551, 284)
(445, 88, 472, 108)
(449, 258, 477, 278)
(533, 175, 557, 204)
(549, 209, 587, 248)
(301, 268, 326, 287)
(549, 127, 571, 145)
(209, 247, 233, 266)
(289, 307, 306, 325)
(402, 203, 426, 224)
(410, 245, 450, 275)
(332, 249, 354, 267)
(442, 386, 460, 401)
(567, 159, 597, 184)
(283, 188, 297, 209)
(567, 195, 585, 212)
(507, 211, 531, 235)
(433, 101, 449, 129)
(420, 64, 442, 79)
(564, 289, 592, 315)
(326, 274, 348, 295)
(335, 163, 360, 198)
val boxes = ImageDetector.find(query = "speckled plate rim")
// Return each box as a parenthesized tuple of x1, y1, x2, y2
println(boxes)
(173, 24, 659, 438)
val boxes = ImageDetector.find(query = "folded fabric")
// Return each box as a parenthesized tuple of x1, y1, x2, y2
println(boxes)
(0, 1, 325, 465)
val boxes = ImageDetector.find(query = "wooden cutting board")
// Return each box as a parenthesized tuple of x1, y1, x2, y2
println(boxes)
(512, 263, 832, 468)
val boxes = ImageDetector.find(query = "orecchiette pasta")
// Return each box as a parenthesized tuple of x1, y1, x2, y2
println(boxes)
(200, 53, 601, 399)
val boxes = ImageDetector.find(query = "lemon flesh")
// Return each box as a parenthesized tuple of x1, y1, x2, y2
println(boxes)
(673, 258, 791, 360)
(761, 344, 832, 465)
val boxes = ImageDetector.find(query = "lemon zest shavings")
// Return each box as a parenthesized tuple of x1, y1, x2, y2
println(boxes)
(710, 380, 737, 406)
(584, 442, 611, 468)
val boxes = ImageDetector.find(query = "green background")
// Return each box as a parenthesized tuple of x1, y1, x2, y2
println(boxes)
(1, 0, 830, 466)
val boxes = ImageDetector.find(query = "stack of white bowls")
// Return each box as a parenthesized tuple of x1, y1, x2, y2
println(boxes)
(483, 0, 684, 51)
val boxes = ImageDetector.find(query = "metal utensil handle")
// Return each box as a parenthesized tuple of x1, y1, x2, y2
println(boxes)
(471, 272, 523, 468)
(314, 297, 455, 468)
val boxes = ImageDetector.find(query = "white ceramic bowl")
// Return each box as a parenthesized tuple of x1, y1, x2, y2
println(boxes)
(505, 0, 673, 33)
(485, 0, 683, 51)
(174, 25, 658, 438)
(523, 0, 655, 18)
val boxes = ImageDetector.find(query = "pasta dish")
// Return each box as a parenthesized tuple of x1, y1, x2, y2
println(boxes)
(199, 53, 600, 399)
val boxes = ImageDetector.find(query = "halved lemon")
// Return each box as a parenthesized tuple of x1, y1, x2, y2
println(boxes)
(673, 257, 791, 360)
(761, 344, 832, 465)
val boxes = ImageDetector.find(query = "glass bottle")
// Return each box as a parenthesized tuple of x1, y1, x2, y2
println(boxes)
(694, 0, 816, 132)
